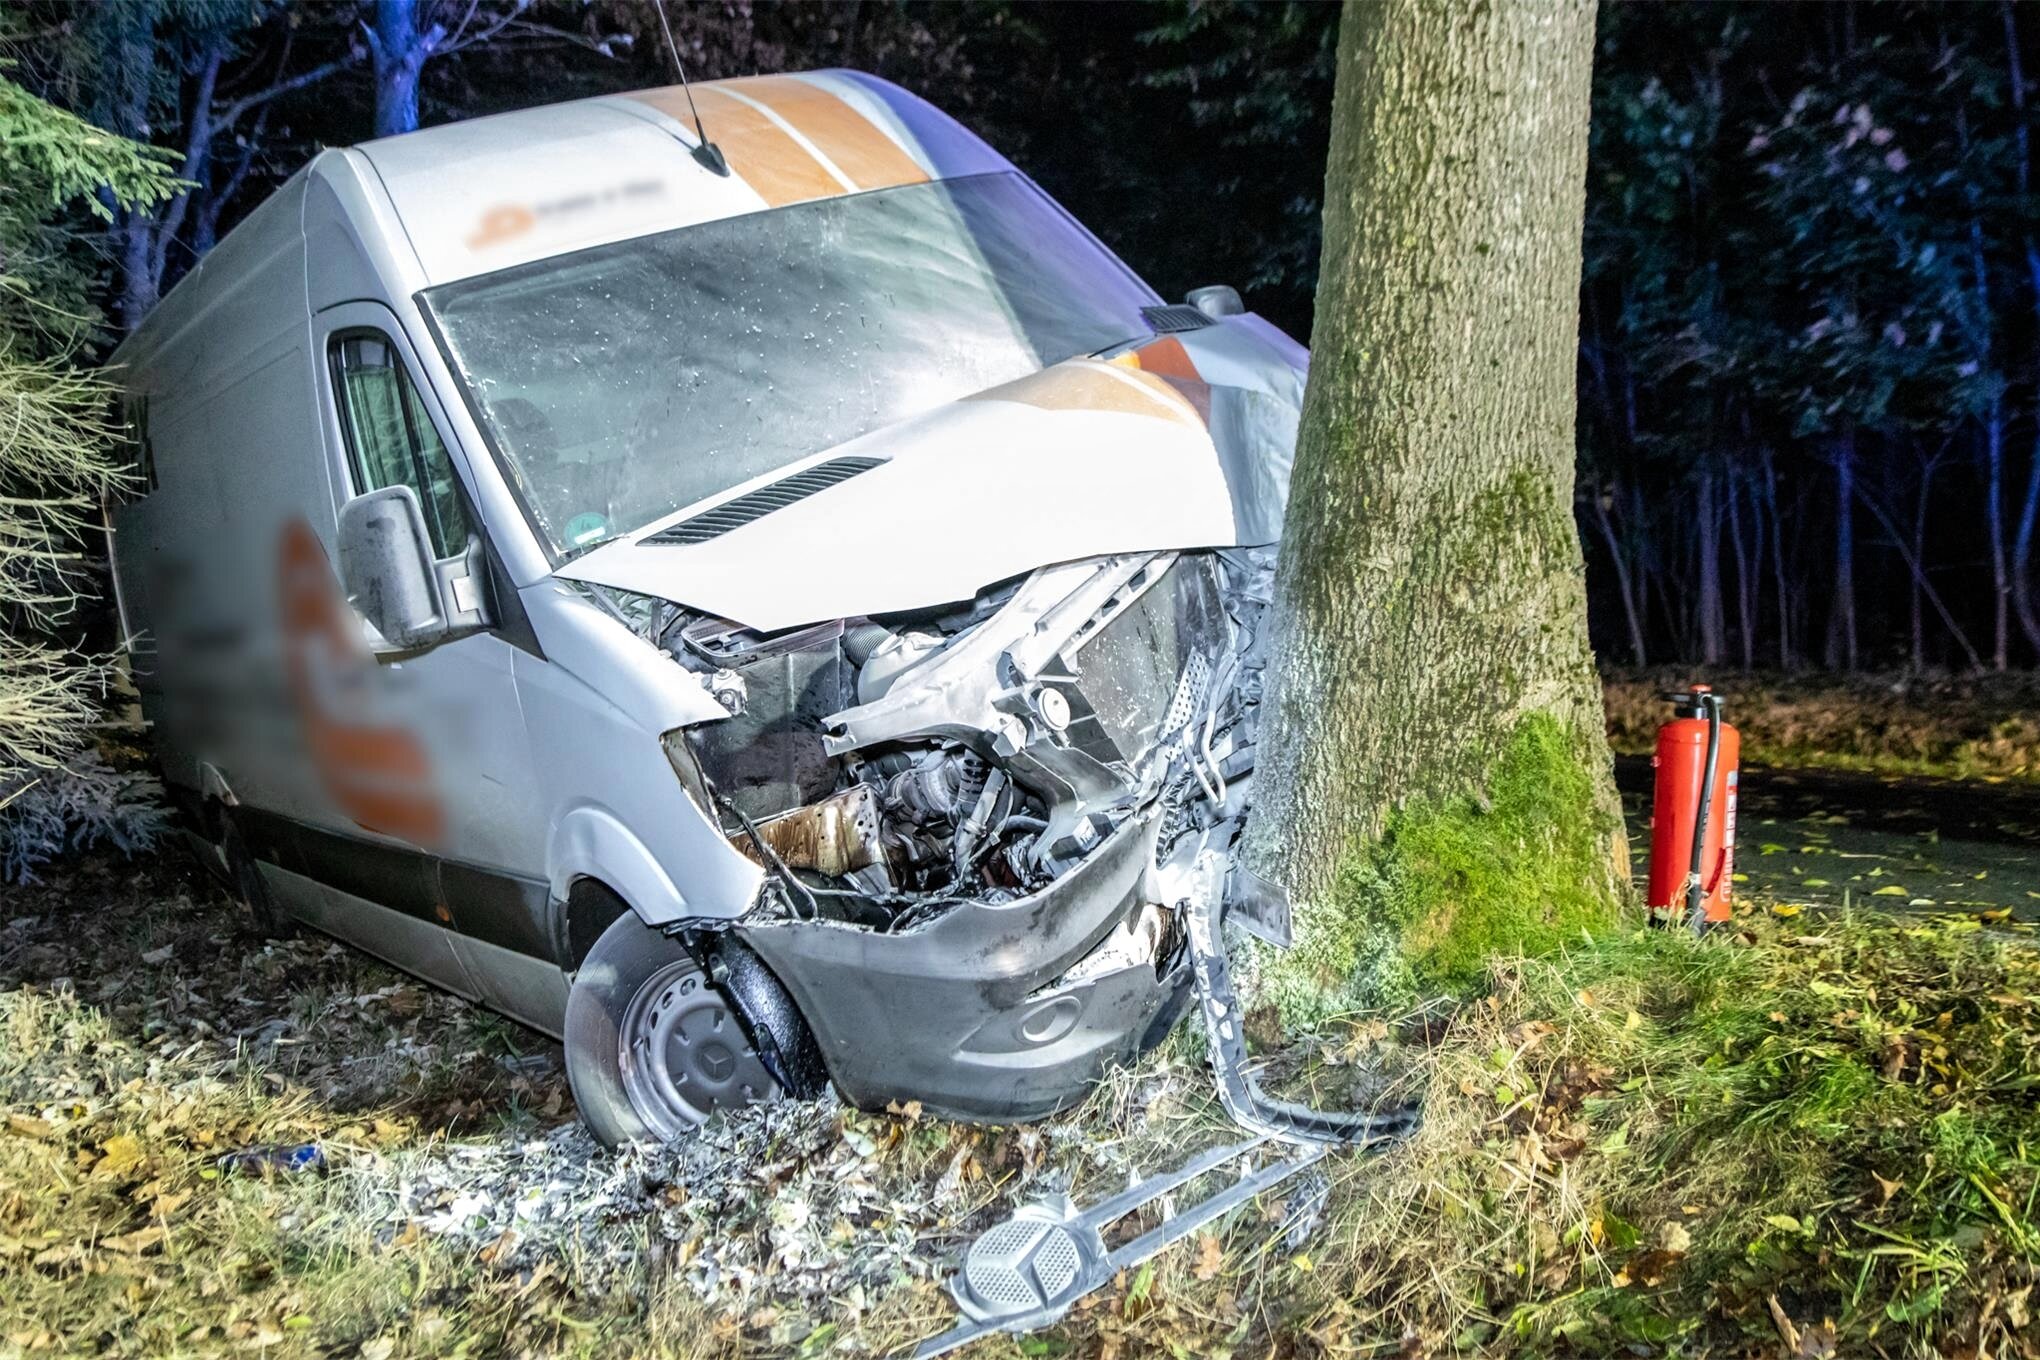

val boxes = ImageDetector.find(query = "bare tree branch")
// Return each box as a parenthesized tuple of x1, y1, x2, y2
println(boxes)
(215, 47, 363, 131)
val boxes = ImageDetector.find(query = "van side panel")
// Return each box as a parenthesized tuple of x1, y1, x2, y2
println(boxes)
(112, 178, 335, 816)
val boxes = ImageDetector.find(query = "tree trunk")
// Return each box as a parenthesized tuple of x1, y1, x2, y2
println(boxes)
(371, 0, 432, 139)
(2013, 240, 2040, 661)
(1910, 449, 1940, 673)
(1724, 468, 1754, 671)
(1588, 482, 1646, 666)
(1762, 448, 1792, 667)
(1245, 0, 1623, 1013)
(2014, 426, 2040, 660)
(2006, 5, 2040, 660)
(106, 14, 160, 330)
(1828, 433, 1859, 671)
(1695, 468, 1725, 665)
(1982, 407, 2010, 671)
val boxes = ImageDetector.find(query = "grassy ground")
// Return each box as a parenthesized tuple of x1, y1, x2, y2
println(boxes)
(1603, 669, 2040, 783)
(3, 853, 2038, 1358)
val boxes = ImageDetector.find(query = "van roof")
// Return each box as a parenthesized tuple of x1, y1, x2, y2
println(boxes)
(113, 71, 1015, 376)
(357, 70, 1011, 285)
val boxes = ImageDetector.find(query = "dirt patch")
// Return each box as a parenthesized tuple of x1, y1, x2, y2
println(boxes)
(0, 853, 567, 1128)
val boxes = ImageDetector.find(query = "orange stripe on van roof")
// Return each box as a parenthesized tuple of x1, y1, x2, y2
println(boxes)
(726, 76, 930, 192)
(627, 85, 843, 207)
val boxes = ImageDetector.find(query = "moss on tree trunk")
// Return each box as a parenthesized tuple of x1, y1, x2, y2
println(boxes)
(1245, 0, 1628, 1018)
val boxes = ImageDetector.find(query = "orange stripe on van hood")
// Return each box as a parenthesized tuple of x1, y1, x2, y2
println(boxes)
(1128, 336, 1202, 382)
(972, 358, 1205, 428)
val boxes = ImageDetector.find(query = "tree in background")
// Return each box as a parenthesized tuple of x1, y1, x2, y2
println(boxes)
(1137, 1, 1337, 335)
(26, 0, 363, 327)
(1245, 0, 1625, 1017)
(0, 64, 176, 861)
(1577, 3, 2040, 673)
(13, 0, 2040, 676)
(363, 0, 629, 138)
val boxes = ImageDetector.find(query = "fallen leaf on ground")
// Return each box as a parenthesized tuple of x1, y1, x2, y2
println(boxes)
(104, 1225, 164, 1254)
(1768, 1294, 1802, 1352)
(94, 1135, 147, 1179)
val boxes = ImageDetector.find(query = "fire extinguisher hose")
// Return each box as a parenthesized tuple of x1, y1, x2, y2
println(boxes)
(1685, 693, 1722, 933)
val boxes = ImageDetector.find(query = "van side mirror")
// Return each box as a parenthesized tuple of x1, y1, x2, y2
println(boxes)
(337, 486, 454, 650)
(1186, 285, 1245, 319)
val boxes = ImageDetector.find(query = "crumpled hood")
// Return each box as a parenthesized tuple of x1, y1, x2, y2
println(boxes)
(555, 315, 1305, 632)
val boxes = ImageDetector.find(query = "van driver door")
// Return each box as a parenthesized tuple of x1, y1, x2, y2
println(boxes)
(302, 301, 561, 1027)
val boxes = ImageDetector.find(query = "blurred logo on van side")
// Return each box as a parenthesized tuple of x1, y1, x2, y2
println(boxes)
(277, 519, 445, 846)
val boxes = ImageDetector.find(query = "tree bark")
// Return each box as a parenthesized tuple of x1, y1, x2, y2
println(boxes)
(1245, 0, 1623, 1004)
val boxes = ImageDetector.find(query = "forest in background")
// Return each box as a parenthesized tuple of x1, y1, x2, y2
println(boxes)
(5, 0, 2040, 674)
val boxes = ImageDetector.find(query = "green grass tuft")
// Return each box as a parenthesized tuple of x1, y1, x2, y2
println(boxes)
(1271, 713, 1623, 1021)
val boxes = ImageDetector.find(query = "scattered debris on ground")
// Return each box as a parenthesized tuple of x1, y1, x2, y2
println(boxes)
(4, 850, 2037, 1357)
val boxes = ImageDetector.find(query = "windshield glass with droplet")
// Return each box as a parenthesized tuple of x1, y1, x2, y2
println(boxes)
(423, 172, 1158, 557)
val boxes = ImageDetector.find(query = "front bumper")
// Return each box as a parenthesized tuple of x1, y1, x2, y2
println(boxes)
(737, 806, 1190, 1121)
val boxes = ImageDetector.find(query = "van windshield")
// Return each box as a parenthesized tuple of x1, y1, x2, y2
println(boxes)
(422, 172, 1158, 558)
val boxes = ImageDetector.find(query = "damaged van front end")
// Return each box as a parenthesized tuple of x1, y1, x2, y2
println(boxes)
(638, 546, 1276, 1120)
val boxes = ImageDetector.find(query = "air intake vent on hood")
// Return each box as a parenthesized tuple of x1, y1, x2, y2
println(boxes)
(1140, 304, 1214, 334)
(644, 456, 887, 546)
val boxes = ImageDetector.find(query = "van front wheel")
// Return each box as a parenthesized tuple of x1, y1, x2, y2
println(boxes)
(564, 910, 780, 1147)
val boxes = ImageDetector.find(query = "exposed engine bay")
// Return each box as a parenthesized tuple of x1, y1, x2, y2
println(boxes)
(597, 547, 1276, 934)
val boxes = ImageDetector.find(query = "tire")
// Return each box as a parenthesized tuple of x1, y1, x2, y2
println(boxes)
(565, 909, 783, 1148)
(221, 820, 292, 938)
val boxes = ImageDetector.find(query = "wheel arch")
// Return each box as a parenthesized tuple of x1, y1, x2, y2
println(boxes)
(545, 804, 690, 949)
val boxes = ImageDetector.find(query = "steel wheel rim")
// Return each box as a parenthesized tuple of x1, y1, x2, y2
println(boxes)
(617, 958, 774, 1141)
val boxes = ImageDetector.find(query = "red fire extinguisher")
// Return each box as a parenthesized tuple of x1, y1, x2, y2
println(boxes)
(1646, 686, 1740, 930)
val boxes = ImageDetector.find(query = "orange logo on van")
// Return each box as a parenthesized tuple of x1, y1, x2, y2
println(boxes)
(467, 203, 537, 249)
(278, 519, 445, 846)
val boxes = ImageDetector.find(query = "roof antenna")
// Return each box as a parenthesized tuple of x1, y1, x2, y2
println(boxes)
(651, 0, 729, 176)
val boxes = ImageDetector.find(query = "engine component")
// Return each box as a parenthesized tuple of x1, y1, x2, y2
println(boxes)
(846, 623, 943, 703)
(685, 623, 852, 820)
(882, 747, 983, 824)
(675, 613, 846, 664)
(729, 784, 885, 879)
(951, 768, 1010, 878)
(707, 667, 746, 717)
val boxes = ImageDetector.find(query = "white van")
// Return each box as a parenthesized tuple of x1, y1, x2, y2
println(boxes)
(108, 71, 1307, 1145)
